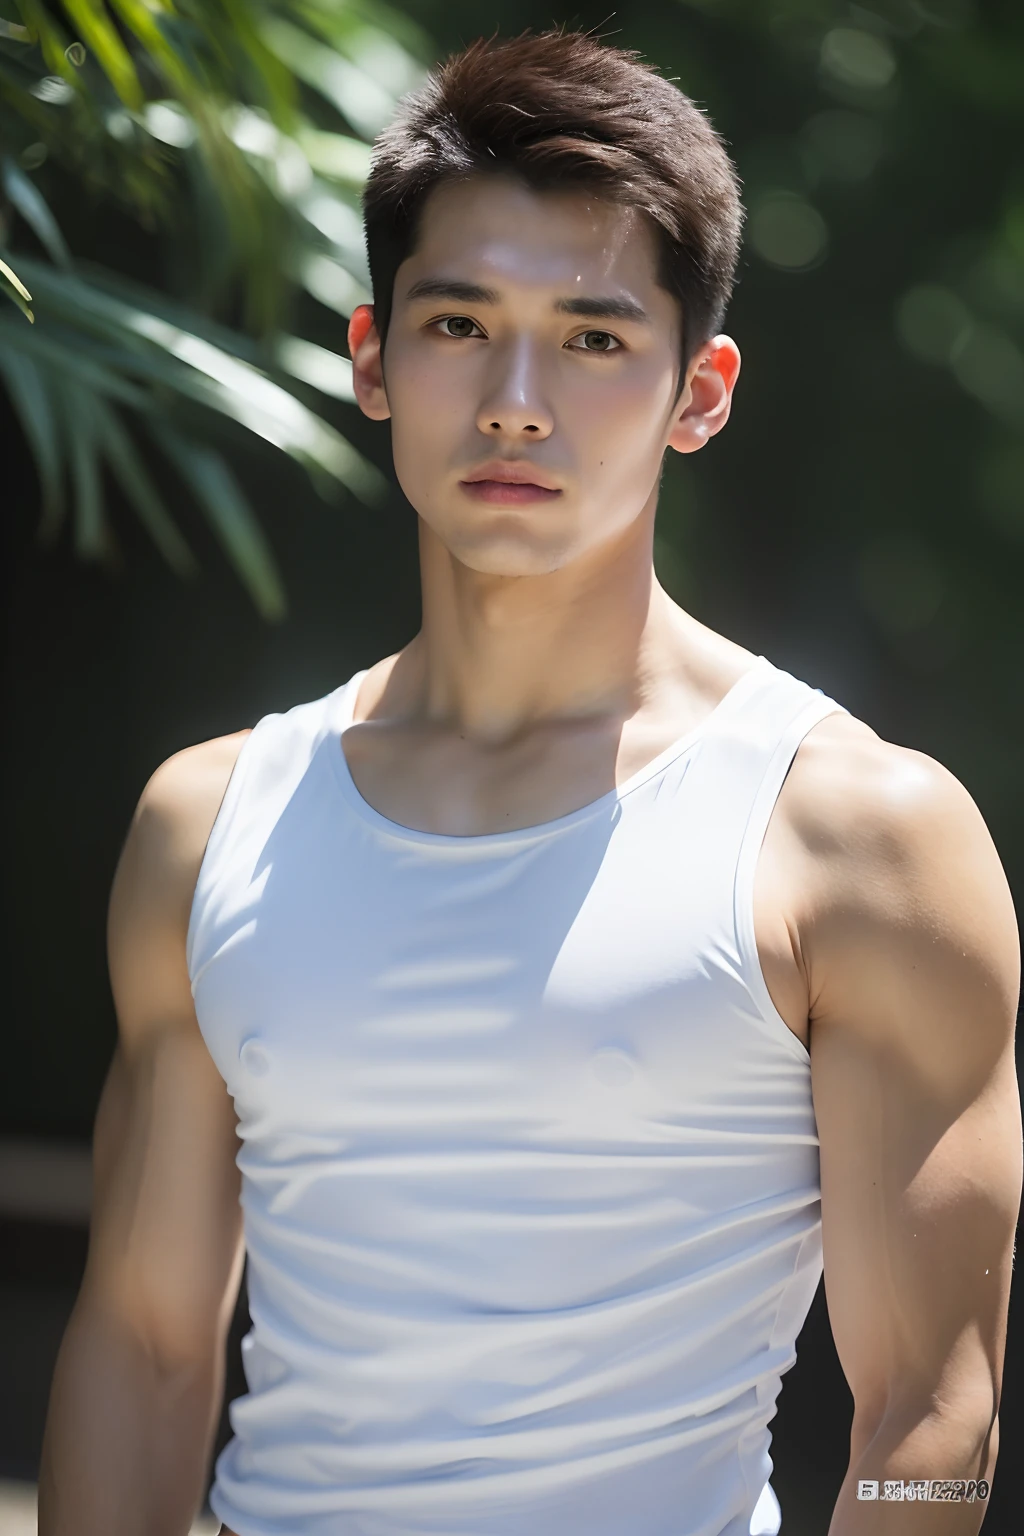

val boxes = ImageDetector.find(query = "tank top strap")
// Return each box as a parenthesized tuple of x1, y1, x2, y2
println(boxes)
(186, 681, 348, 986)
(678, 657, 850, 1061)
(697, 656, 849, 797)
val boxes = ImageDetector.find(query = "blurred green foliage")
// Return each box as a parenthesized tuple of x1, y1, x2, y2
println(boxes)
(0, 1, 431, 615)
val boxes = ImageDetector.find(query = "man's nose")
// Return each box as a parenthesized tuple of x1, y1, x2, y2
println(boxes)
(475, 339, 554, 439)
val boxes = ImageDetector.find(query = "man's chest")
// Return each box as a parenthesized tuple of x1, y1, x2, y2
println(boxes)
(334, 676, 830, 1064)
(194, 802, 814, 1151)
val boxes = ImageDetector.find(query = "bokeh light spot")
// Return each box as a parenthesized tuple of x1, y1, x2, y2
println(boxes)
(800, 110, 883, 182)
(895, 285, 972, 365)
(950, 325, 1024, 423)
(749, 192, 828, 270)
(820, 28, 897, 91)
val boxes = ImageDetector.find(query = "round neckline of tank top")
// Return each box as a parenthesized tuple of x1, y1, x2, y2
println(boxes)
(328, 653, 773, 847)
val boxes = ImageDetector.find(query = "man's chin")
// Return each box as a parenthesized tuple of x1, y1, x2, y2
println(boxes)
(425, 525, 577, 580)
(453, 543, 573, 578)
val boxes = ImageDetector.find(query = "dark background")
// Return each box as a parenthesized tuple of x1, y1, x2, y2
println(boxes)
(2, 0, 1021, 1529)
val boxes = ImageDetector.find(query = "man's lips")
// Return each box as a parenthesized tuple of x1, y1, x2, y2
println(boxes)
(458, 461, 563, 505)
(459, 479, 562, 505)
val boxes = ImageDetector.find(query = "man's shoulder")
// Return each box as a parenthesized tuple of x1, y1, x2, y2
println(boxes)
(106, 731, 256, 1038)
(137, 731, 252, 857)
(114, 731, 252, 930)
(779, 706, 1019, 1035)
(782, 706, 978, 881)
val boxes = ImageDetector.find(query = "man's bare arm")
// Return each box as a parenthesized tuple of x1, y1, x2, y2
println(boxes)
(38, 732, 250, 1536)
(789, 718, 1021, 1531)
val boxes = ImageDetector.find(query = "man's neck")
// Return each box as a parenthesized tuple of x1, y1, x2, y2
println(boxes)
(403, 516, 713, 745)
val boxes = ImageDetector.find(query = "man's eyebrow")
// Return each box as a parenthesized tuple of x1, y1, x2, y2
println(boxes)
(553, 295, 650, 323)
(404, 279, 499, 304)
(403, 278, 650, 325)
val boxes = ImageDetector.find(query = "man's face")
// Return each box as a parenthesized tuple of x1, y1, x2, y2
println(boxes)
(352, 174, 735, 577)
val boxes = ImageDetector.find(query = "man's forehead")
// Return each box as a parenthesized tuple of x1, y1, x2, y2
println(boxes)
(404, 173, 662, 293)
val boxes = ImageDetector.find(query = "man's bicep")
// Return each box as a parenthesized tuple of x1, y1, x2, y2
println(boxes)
(85, 1023, 245, 1373)
(812, 1026, 1019, 1434)
(805, 749, 1021, 1442)
(84, 741, 248, 1372)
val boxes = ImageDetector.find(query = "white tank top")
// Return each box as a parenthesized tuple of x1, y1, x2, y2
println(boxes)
(187, 654, 849, 1536)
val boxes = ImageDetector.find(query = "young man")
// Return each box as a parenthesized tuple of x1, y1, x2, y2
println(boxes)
(39, 29, 1019, 1536)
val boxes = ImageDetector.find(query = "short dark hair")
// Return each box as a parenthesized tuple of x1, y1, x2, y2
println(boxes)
(362, 28, 744, 370)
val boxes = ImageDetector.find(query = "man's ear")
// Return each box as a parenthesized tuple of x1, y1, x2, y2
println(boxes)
(666, 336, 741, 455)
(348, 304, 390, 421)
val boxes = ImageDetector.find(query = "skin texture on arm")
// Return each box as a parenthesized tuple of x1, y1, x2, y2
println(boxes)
(37, 732, 250, 1536)
(784, 714, 1021, 1532)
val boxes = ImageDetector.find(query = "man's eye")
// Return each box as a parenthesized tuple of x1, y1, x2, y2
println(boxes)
(438, 316, 481, 339)
(569, 330, 622, 353)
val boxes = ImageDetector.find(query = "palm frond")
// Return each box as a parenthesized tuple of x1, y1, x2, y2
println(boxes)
(0, 343, 64, 535)
(60, 0, 144, 109)
(258, 16, 399, 139)
(1, 2, 430, 615)
(149, 421, 287, 620)
(59, 380, 106, 560)
(88, 391, 197, 575)
(0, 251, 35, 319)
(2, 154, 71, 264)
